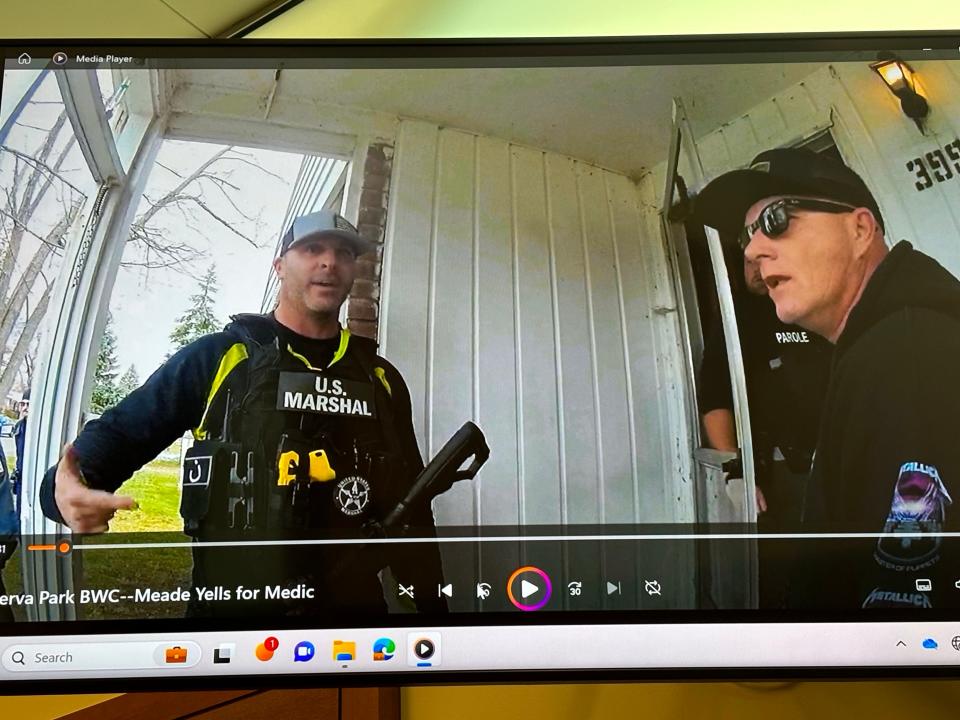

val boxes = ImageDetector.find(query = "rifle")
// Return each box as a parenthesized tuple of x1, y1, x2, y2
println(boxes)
(190, 422, 489, 616)
(310, 421, 489, 598)
(367, 420, 489, 537)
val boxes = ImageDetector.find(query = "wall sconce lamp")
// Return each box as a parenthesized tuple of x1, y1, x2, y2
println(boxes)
(870, 55, 929, 131)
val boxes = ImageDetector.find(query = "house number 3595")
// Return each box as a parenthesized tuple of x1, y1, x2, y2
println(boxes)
(905, 139, 960, 192)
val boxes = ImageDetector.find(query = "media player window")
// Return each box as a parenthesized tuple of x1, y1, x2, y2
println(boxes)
(1, 39, 959, 661)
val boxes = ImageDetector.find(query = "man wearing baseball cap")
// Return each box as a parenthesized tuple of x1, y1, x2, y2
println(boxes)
(696, 147, 960, 609)
(39, 209, 447, 617)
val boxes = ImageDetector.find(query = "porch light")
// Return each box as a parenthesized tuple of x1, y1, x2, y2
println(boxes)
(870, 55, 928, 131)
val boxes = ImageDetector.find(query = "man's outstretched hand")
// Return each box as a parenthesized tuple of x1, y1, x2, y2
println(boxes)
(54, 444, 135, 533)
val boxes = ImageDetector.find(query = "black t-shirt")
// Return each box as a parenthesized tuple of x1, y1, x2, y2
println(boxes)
(270, 316, 341, 369)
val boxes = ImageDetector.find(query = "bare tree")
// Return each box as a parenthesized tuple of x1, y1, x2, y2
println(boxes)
(0, 82, 283, 403)
(123, 146, 279, 276)
(0, 104, 82, 403)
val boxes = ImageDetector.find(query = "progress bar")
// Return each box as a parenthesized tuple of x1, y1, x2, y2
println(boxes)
(42, 531, 960, 552)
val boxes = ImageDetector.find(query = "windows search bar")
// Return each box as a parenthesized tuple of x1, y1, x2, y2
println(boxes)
(2, 641, 201, 672)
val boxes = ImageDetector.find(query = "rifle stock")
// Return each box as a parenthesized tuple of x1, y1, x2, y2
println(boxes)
(381, 421, 489, 531)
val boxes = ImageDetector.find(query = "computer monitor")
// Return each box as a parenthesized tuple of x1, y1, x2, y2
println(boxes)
(1, 33, 959, 690)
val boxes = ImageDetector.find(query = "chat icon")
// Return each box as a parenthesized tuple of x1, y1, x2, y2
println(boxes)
(294, 641, 315, 662)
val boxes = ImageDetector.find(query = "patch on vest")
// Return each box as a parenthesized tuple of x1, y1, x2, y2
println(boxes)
(336, 475, 371, 516)
(183, 456, 212, 487)
(774, 331, 809, 343)
(277, 371, 376, 418)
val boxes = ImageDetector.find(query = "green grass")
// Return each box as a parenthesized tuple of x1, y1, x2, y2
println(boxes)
(1, 447, 196, 621)
(76, 454, 193, 619)
(108, 457, 185, 533)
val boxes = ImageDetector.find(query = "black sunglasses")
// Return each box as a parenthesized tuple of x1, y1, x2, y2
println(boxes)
(739, 197, 857, 250)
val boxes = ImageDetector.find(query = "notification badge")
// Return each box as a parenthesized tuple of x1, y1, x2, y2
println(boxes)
(506, 566, 552, 611)
(255, 636, 279, 661)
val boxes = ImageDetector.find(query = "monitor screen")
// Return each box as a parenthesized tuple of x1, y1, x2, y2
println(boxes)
(1, 34, 959, 689)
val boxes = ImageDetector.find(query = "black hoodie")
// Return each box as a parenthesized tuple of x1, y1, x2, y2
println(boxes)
(797, 241, 960, 610)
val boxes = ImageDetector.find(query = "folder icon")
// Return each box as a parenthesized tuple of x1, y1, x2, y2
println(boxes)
(165, 646, 187, 664)
(332, 640, 356, 662)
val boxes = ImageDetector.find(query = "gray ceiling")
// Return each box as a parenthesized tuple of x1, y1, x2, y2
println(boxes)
(177, 63, 825, 176)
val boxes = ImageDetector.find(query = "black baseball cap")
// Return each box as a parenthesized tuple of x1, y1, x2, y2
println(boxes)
(279, 210, 375, 257)
(694, 147, 885, 236)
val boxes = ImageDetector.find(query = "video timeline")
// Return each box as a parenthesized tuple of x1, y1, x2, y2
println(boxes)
(5, 531, 960, 622)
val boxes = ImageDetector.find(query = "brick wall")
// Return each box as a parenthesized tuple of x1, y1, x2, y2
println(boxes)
(346, 142, 393, 341)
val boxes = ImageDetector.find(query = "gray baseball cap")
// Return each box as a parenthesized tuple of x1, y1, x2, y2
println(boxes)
(279, 210, 375, 257)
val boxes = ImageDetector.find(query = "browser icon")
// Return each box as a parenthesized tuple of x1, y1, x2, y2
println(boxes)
(373, 638, 396, 661)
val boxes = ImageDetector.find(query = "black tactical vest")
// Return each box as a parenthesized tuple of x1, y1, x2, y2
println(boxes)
(180, 314, 408, 541)
(178, 315, 410, 616)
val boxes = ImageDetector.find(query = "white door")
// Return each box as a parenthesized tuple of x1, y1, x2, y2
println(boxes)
(660, 98, 758, 609)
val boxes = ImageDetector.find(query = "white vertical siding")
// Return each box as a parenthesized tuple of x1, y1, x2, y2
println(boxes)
(379, 120, 437, 448)
(381, 121, 693, 532)
(474, 136, 521, 529)
(692, 61, 960, 276)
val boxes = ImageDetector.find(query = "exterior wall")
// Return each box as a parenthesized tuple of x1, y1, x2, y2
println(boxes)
(689, 60, 960, 275)
(346, 142, 394, 340)
(380, 120, 694, 531)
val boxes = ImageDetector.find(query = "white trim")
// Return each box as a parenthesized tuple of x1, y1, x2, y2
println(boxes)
(702, 225, 758, 527)
(341, 134, 373, 226)
(21, 120, 165, 621)
(55, 70, 124, 185)
(165, 112, 356, 158)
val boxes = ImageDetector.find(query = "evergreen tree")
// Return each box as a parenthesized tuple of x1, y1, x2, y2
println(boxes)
(116, 364, 140, 399)
(90, 312, 122, 413)
(169, 265, 221, 355)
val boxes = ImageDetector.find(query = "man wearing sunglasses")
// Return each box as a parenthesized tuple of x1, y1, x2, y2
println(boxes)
(696, 147, 960, 609)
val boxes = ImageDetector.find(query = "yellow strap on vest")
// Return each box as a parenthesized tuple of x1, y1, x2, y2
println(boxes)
(192, 342, 249, 440)
(286, 327, 352, 370)
(374, 366, 392, 397)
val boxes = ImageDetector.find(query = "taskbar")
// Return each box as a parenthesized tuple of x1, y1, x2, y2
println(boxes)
(2, 621, 960, 684)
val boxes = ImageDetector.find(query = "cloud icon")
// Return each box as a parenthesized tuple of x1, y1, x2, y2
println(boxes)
(922, 638, 938, 649)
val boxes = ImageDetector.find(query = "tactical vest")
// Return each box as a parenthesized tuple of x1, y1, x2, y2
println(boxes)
(179, 314, 408, 542)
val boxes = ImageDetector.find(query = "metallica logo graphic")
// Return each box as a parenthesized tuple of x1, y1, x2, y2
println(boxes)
(336, 475, 371, 516)
(875, 461, 953, 571)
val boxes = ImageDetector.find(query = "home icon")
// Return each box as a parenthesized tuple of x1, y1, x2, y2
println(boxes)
(17, 53, 31, 65)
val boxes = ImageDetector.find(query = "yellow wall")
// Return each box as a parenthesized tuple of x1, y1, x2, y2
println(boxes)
(251, 0, 960, 38)
(2, 1, 960, 717)
(0, 693, 118, 719)
(403, 681, 960, 719)
(5, 0, 960, 38)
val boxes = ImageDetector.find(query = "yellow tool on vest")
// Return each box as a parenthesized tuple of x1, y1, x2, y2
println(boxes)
(277, 448, 337, 485)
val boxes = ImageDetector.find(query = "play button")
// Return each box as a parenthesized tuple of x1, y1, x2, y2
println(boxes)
(521, 579, 539, 599)
(507, 566, 552, 611)
(407, 632, 441, 668)
(415, 639, 435, 660)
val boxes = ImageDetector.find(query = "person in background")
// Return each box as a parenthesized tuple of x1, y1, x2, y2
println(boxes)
(697, 146, 960, 609)
(0, 442, 17, 624)
(12, 390, 29, 515)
